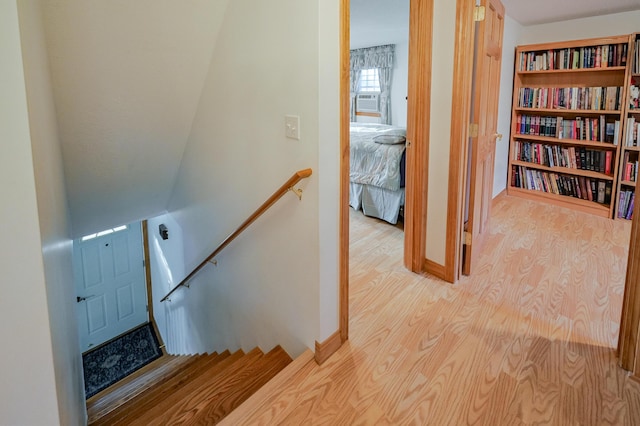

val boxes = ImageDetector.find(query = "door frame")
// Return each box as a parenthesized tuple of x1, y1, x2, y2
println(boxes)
(443, 0, 478, 282)
(339, 0, 434, 341)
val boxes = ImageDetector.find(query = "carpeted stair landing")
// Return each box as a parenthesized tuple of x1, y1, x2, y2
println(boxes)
(89, 346, 293, 425)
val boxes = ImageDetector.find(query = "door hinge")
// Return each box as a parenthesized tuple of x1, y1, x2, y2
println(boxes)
(474, 5, 486, 22)
(469, 123, 479, 138)
(464, 231, 472, 245)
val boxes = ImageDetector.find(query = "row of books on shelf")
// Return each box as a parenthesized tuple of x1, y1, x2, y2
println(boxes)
(515, 114, 618, 143)
(634, 39, 640, 74)
(511, 165, 612, 204)
(513, 141, 613, 174)
(630, 85, 640, 110)
(519, 43, 628, 71)
(618, 189, 635, 219)
(518, 86, 623, 111)
(625, 117, 640, 147)
(621, 152, 638, 182)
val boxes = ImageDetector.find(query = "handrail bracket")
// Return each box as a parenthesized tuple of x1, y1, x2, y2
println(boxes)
(288, 186, 303, 201)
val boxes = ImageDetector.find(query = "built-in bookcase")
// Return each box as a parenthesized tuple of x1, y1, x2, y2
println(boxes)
(617, 33, 640, 220)
(508, 35, 632, 218)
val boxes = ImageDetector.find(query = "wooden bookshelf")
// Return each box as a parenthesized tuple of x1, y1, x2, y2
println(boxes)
(616, 34, 640, 220)
(508, 35, 632, 218)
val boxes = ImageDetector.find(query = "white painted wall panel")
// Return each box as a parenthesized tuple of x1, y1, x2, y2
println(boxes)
(16, 1, 85, 423)
(0, 2, 65, 424)
(425, 0, 457, 265)
(164, 0, 335, 357)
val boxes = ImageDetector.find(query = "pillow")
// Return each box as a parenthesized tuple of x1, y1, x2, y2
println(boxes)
(373, 134, 406, 144)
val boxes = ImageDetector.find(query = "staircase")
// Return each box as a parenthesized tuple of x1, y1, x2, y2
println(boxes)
(89, 346, 293, 425)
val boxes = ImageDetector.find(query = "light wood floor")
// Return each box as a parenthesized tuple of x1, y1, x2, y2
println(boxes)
(226, 194, 640, 425)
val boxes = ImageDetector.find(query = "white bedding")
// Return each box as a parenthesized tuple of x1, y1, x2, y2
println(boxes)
(350, 123, 406, 191)
(349, 123, 406, 224)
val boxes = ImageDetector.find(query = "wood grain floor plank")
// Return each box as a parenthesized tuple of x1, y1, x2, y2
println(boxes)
(223, 196, 640, 425)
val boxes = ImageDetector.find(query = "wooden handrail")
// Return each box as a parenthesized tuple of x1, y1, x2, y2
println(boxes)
(161, 168, 312, 302)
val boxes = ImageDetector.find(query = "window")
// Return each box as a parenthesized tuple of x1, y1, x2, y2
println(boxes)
(358, 68, 380, 92)
(81, 225, 128, 241)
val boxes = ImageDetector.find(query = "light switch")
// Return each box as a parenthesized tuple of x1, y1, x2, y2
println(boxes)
(285, 115, 300, 140)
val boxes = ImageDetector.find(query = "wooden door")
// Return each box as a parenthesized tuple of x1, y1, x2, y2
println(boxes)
(74, 223, 148, 352)
(462, 0, 504, 275)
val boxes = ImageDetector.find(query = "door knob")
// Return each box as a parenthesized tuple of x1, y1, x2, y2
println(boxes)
(76, 295, 95, 303)
(493, 133, 503, 141)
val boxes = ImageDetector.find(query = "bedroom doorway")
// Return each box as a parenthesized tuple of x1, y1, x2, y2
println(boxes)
(339, 0, 433, 340)
(349, 0, 410, 229)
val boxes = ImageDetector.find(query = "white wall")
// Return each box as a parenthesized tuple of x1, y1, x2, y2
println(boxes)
(147, 213, 191, 354)
(519, 10, 640, 45)
(17, 1, 85, 424)
(164, 0, 335, 357)
(318, 0, 341, 341)
(425, 0, 457, 265)
(493, 15, 522, 197)
(0, 2, 63, 424)
(391, 41, 409, 126)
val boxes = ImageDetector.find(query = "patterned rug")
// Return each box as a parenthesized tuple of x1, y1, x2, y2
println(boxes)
(83, 323, 162, 399)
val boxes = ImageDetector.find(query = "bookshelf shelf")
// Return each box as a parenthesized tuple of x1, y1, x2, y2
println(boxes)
(517, 66, 626, 75)
(621, 180, 637, 187)
(511, 160, 614, 180)
(508, 34, 632, 219)
(512, 133, 617, 149)
(514, 107, 621, 116)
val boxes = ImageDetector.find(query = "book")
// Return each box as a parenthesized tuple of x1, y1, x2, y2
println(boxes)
(627, 193, 635, 220)
(597, 181, 606, 203)
(605, 181, 612, 204)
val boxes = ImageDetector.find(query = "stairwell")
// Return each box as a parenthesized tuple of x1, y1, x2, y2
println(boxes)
(89, 346, 293, 425)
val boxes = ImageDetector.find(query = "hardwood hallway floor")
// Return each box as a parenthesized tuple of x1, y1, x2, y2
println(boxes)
(223, 194, 640, 425)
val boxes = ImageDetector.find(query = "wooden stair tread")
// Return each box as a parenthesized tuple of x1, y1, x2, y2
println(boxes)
(122, 349, 252, 426)
(218, 348, 315, 426)
(88, 353, 203, 423)
(134, 347, 265, 426)
(91, 346, 295, 426)
(192, 345, 294, 424)
(93, 350, 233, 426)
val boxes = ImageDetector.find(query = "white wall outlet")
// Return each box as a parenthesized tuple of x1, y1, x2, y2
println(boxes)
(285, 115, 300, 140)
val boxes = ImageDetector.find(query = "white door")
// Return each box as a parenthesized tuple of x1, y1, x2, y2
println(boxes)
(74, 222, 148, 352)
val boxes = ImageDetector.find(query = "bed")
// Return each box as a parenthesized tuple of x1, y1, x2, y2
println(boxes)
(349, 123, 407, 224)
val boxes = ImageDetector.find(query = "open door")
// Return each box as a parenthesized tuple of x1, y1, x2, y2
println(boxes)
(462, 0, 504, 275)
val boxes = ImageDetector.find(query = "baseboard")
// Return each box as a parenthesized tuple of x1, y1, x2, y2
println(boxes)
(314, 330, 342, 365)
(424, 259, 446, 281)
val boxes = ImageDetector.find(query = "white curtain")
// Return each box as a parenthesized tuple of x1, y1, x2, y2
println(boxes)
(350, 44, 395, 124)
(378, 67, 393, 125)
(350, 70, 361, 122)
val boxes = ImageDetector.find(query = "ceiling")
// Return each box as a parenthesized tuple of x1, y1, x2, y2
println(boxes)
(352, 0, 640, 32)
(42, 0, 230, 237)
(502, 0, 640, 25)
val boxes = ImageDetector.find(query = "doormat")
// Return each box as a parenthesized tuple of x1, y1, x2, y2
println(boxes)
(83, 322, 162, 399)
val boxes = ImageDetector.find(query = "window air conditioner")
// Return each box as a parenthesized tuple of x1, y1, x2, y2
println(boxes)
(356, 93, 380, 113)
